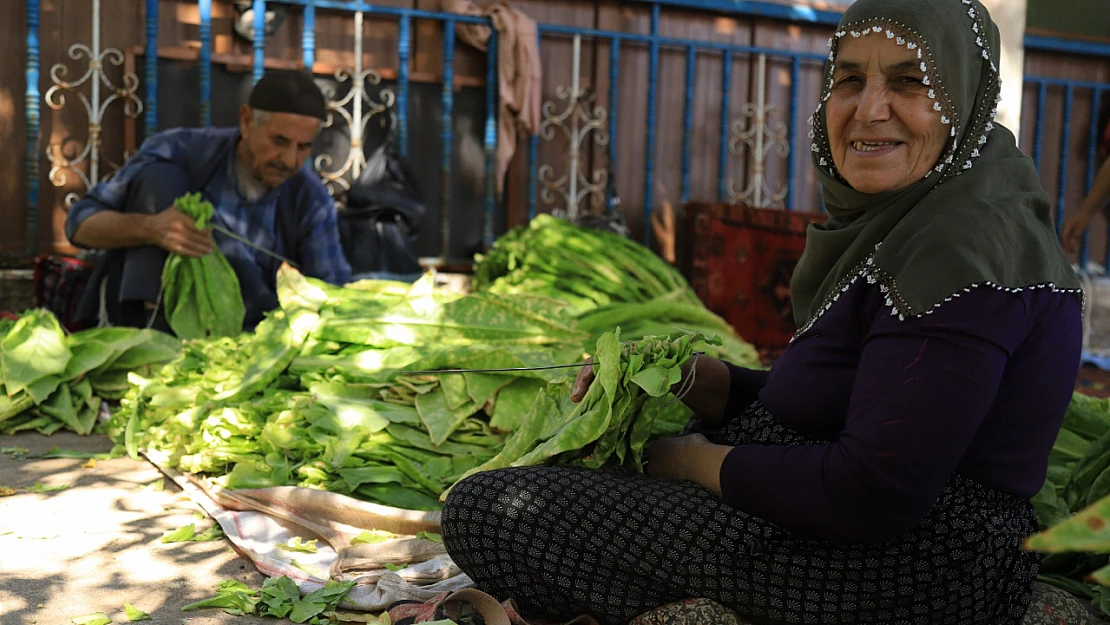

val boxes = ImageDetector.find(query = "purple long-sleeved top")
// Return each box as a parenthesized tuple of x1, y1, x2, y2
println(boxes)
(717, 279, 1082, 544)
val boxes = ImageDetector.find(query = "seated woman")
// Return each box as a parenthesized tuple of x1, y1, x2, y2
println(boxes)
(441, 0, 1083, 623)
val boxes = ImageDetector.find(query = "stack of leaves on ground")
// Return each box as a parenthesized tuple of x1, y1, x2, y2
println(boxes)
(471, 214, 761, 368)
(444, 329, 714, 499)
(108, 265, 709, 512)
(161, 192, 246, 339)
(0, 310, 181, 435)
(109, 266, 592, 510)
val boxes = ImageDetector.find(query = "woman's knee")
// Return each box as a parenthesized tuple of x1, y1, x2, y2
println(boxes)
(441, 468, 545, 539)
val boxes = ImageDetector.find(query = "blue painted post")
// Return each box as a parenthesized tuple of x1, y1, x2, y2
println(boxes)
(302, 0, 315, 70)
(483, 32, 498, 247)
(787, 56, 800, 210)
(253, 0, 266, 82)
(441, 19, 456, 261)
(607, 39, 619, 213)
(199, 0, 212, 125)
(527, 32, 540, 221)
(643, 3, 660, 246)
(25, 0, 41, 256)
(1084, 88, 1103, 270)
(1056, 86, 1073, 236)
(397, 15, 411, 157)
(1033, 81, 1047, 171)
(145, 0, 158, 138)
(681, 46, 695, 204)
(717, 50, 732, 203)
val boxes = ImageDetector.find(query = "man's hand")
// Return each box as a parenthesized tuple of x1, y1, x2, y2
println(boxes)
(1061, 208, 1095, 255)
(146, 207, 214, 257)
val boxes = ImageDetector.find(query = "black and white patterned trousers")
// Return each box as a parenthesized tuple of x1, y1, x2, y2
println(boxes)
(441, 401, 1041, 625)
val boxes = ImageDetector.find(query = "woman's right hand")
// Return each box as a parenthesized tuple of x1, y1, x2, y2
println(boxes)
(570, 358, 597, 403)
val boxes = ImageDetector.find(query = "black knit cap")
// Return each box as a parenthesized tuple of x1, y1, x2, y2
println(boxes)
(247, 70, 327, 121)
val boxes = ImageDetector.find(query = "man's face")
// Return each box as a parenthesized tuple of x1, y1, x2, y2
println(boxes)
(238, 106, 322, 188)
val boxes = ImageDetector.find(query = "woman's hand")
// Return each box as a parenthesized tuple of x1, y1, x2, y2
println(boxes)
(570, 354, 698, 403)
(572, 353, 733, 426)
(645, 434, 732, 495)
(570, 357, 597, 403)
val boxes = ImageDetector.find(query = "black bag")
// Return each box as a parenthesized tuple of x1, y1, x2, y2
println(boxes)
(339, 118, 426, 277)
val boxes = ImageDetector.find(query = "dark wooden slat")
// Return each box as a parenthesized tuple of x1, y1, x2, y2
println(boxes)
(0, 0, 28, 254)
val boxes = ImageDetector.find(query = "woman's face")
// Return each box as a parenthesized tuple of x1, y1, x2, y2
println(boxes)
(825, 35, 948, 194)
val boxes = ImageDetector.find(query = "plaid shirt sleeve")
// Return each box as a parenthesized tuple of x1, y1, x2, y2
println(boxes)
(64, 129, 195, 245)
(296, 180, 353, 286)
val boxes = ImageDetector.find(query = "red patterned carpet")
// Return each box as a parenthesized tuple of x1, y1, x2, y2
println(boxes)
(1077, 365, 1110, 398)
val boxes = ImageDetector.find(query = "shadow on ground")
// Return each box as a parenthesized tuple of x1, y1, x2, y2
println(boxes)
(0, 432, 273, 624)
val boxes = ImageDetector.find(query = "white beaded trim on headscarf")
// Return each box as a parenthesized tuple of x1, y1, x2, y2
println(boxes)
(791, 243, 1085, 340)
(959, 0, 1003, 174)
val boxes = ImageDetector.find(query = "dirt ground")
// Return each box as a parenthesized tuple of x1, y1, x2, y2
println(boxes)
(0, 431, 271, 625)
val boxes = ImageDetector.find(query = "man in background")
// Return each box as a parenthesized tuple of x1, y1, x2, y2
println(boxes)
(66, 70, 351, 333)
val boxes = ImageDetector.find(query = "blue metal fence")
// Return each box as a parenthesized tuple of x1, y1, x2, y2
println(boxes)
(199, 0, 212, 126)
(1025, 76, 1110, 270)
(644, 4, 661, 246)
(195, 0, 828, 256)
(18, 0, 1110, 267)
(24, 0, 40, 257)
(144, 0, 158, 139)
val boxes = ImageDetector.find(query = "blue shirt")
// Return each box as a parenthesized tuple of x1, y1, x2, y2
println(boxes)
(66, 127, 352, 327)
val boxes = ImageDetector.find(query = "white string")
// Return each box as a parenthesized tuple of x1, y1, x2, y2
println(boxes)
(146, 278, 166, 331)
(1078, 267, 1095, 354)
(661, 353, 700, 410)
(97, 278, 110, 329)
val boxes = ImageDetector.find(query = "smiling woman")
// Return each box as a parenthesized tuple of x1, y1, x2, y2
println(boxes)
(438, 1, 1085, 624)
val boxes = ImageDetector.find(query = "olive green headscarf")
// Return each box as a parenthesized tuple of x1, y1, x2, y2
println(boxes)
(790, 0, 1081, 334)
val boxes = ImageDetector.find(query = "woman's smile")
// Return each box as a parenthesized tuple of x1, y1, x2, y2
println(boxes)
(848, 139, 904, 156)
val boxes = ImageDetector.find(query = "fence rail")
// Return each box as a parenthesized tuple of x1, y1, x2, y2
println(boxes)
(251, 0, 828, 253)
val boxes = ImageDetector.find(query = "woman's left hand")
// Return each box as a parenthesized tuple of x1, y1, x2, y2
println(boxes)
(645, 434, 731, 495)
